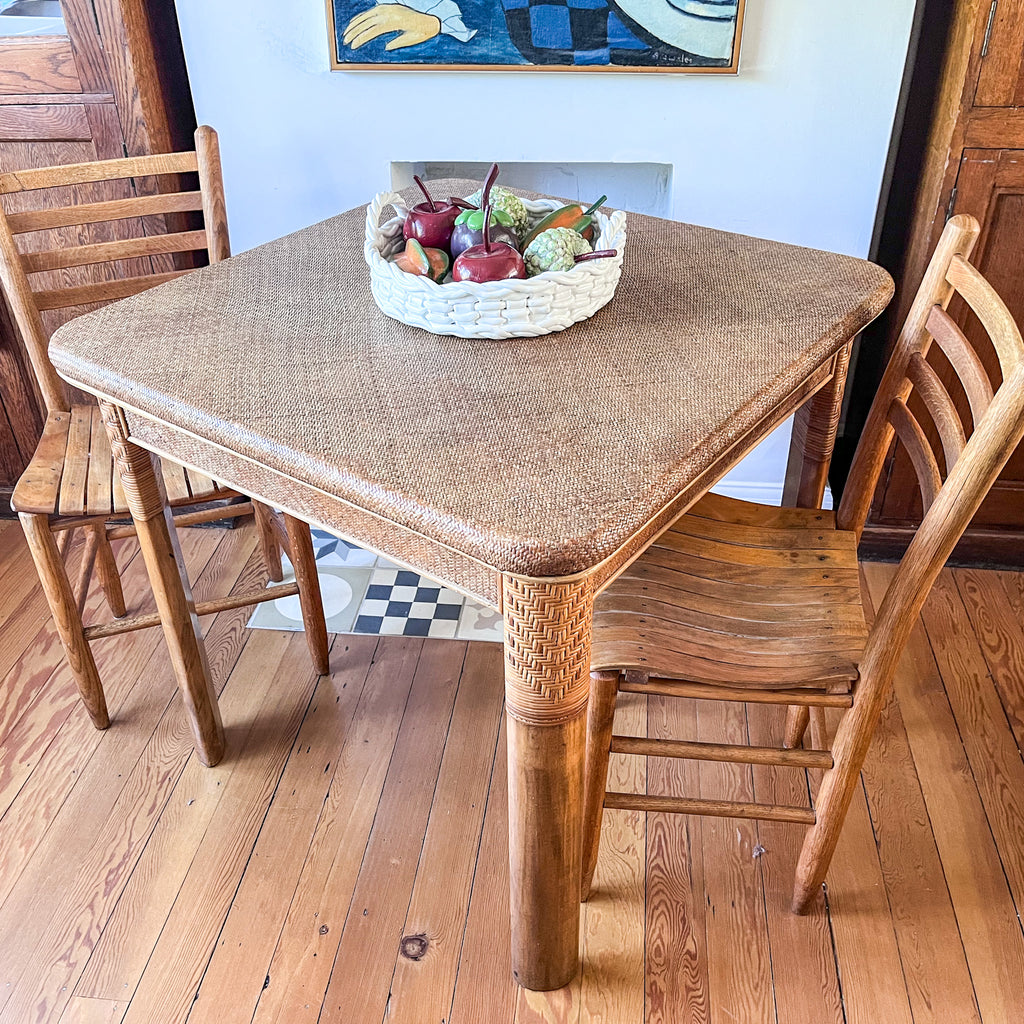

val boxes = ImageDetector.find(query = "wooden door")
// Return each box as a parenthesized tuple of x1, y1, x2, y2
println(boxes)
(0, 1, 120, 495)
(0, 0, 195, 502)
(871, 148, 1024, 540)
(974, 0, 1024, 106)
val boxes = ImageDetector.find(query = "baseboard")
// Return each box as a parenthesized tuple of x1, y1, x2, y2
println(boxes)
(861, 523, 1024, 570)
(711, 481, 834, 510)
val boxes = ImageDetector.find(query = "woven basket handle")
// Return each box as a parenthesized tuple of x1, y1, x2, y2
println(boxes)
(364, 190, 410, 255)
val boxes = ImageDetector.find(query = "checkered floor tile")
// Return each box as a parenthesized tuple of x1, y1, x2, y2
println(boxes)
(354, 568, 465, 638)
(247, 530, 503, 642)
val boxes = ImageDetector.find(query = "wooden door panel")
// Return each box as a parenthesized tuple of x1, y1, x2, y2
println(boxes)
(873, 148, 1024, 531)
(0, 291, 42, 436)
(951, 150, 1024, 492)
(0, 38, 82, 96)
(974, 0, 1024, 106)
(59, 0, 113, 94)
(0, 291, 43, 488)
(0, 104, 91, 142)
(0, 403, 25, 485)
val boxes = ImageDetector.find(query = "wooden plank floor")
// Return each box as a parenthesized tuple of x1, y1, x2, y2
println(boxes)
(1, 518, 1023, 1023)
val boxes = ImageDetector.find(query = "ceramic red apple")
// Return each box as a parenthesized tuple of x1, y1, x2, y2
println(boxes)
(452, 192, 526, 283)
(403, 176, 460, 251)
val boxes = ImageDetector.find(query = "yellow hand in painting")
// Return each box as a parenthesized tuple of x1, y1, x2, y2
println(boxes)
(343, 4, 442, 50)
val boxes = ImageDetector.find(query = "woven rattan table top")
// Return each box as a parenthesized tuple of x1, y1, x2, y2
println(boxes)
(50, 180, 893, 577)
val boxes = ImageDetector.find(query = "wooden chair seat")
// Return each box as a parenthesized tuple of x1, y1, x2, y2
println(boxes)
(11, 406, 226, 517)
(591, 492, 867, 690)
(582, 215, 1024, 920)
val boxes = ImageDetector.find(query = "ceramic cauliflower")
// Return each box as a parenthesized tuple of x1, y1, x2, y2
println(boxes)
(523, 227, 593, 276)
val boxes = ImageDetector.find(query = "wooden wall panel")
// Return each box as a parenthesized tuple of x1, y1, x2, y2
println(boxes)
(974, 0, 1024, 106)
(0, 1, 197, 499)
(0, 105, 91, 142)
(0, 38, 82, 96)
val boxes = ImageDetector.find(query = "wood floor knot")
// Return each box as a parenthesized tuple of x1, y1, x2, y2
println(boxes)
(400, 933, 429, 961)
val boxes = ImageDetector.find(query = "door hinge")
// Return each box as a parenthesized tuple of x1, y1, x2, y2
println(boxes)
(982, 0, 997, 57)
(946, 185, 959, 221)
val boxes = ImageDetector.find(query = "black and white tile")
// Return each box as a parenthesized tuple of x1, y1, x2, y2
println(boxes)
(354, 568, 464, 638)
(247, 529, 503, 642)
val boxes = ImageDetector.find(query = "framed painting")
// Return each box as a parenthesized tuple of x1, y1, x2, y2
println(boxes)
(328, 0, 744, 72)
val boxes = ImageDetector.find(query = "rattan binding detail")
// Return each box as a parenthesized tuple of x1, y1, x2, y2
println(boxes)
(502, 575, 594, 726)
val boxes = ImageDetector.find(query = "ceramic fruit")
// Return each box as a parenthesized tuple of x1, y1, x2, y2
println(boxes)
(452, 194, 526, 283)
(450, 207, 518, 259)
(450, 163, 517, 258)
(520, 195, 606, 250)
(523, 227, 592, 275)
(402, 175, 461, 251)
(393, 237, 449, 282)
(466, 183, 529, 240)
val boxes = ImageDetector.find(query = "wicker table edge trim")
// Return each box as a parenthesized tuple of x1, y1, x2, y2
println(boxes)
(60, 384, 505, 607)
(70, 339, 831, 612)
(50, 286, 887, 580)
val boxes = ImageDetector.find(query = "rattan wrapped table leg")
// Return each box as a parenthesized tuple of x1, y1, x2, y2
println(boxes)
(783, 341, 854, 508)
(502, 574, 593, 990)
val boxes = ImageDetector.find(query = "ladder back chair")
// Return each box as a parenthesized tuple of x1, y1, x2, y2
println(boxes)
(0, 126, 329, 739)
(581, 214, 1024, 913)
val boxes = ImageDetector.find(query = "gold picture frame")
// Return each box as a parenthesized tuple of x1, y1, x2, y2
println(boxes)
(328, 0, 744, 72)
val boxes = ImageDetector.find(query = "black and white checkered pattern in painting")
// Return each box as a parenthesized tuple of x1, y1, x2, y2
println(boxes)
(353, 568, 465, 637)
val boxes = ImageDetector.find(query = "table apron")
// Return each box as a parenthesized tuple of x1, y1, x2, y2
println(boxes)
(116, 349, 838, 611)
(119, 410, 505, 608)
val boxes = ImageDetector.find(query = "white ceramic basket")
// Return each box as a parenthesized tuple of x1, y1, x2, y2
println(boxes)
(364, 190, 627, 339)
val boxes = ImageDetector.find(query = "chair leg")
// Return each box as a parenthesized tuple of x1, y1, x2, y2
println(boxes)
(253, 501, 284, 582)
(283, 514, 330, 676)
(55, 528, 72, 557)
(92, 526, 127, 618)
(73, 525, 101, 617)
(783, 704, 810, 749)
(581, 670, 620, 899)
(792, 670, 890, 913)
(809, 706, 828, 749)
(19, 513, 109, 729)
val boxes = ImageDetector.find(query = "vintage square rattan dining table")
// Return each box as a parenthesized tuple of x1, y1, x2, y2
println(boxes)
(47, 181, 892, 991)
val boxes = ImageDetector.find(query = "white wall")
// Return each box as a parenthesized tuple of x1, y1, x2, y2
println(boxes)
(173, 0, 916, 501)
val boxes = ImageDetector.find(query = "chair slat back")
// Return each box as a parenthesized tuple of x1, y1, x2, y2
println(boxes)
(0, 126, 230, 414)
(0, 150, 199, 194)
(885, 396, 942, 509)
(6, 191, 205, 235)
(945, 254, 1023, 376)
(837, 215, 981, 536)
(905, 350, 967, 468)
(924, 305, 994, 425)
(838, 213, 1024, 687)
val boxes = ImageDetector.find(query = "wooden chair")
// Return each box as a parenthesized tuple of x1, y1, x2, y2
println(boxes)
(581, 214, 1024, 913)
(0, 126, 329, 733)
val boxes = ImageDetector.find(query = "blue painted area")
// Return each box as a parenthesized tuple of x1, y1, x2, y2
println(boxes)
(335, 0, 527, 64)
(332, 0, 735, 66)
(606, 10, 647, 48)
(528, 4, 573, 49)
